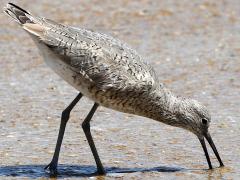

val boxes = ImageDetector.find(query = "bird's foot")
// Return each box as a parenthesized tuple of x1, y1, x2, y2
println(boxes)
(97, 166, 106, 175)
(44, 161, 58, 176)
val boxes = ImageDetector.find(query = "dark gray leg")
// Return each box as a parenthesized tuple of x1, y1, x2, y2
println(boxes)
(82, 103, 105, 174)
(45, 92, 83, 175)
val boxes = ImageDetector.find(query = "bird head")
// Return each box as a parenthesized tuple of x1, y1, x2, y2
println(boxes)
(175, 98, 224, 169)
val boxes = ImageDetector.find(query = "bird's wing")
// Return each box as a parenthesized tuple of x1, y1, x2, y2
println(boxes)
(65, 26, 159, 91)
(4, 3, 158, 92)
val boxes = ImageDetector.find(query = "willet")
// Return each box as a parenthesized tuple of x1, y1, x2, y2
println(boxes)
(4, 3, 224, 175)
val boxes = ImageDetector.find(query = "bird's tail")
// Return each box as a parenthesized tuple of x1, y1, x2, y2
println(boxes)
(3, 3, 46, 38)
(3, 3, 34, 25)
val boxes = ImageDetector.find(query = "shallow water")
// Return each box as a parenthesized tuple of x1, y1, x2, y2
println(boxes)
(0, 0, 239, 179)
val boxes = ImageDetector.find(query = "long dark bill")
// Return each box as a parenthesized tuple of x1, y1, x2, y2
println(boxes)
(205, 132, 224, 167)
(198, 133, 224, 169)
(199, 137, 212, 169)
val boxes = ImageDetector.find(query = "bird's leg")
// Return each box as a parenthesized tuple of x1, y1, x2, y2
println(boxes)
(45, 92, 83, 175)
(82, 103, 105, 175)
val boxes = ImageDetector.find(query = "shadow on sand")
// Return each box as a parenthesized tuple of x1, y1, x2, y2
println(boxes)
(0, 164, 184, 178)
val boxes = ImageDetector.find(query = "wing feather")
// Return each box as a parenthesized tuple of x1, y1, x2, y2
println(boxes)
(9, 8, 158, 92)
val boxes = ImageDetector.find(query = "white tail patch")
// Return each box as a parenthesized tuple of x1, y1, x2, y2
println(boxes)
(23, 23, 45, 37)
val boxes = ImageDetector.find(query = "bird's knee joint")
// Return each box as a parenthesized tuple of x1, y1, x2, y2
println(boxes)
(82, 122, 90, 131)
(61, 110, 70, 122)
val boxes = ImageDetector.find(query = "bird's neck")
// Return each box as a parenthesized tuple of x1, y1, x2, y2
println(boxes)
(135, 85, 181, 126)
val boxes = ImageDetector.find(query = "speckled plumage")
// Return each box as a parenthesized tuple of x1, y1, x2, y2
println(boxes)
(4, 3, 224, 172)
(3, 2, 212, 134)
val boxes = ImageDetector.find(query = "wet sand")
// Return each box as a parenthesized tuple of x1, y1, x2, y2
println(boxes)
(0, 0, 239, 179)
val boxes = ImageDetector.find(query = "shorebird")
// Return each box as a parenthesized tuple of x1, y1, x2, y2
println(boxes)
(4, 3, 224, 175)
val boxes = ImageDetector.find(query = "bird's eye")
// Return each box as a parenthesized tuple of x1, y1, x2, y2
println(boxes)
(202, 118, 208, 125)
